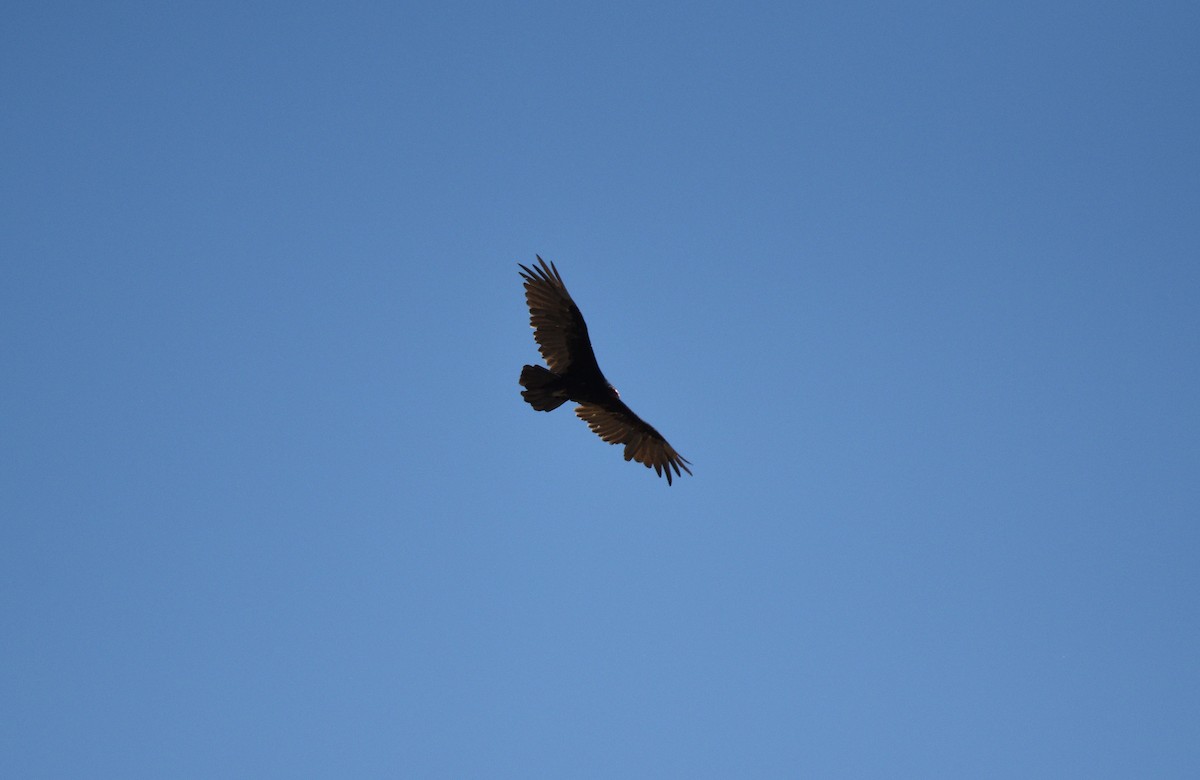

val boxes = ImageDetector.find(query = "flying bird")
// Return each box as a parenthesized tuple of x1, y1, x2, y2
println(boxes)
(518, 256, 692, 485)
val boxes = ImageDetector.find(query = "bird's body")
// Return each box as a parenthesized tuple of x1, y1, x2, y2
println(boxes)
(518, 256, 691, 485)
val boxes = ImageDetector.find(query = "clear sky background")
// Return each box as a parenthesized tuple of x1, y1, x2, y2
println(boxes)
(3, 2, 1198, 777)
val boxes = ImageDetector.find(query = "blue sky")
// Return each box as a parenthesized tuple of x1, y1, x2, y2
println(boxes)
(3, 1, 1198, 776)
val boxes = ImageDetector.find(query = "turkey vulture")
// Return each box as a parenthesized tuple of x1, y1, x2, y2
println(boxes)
(518, 256, 692, 485)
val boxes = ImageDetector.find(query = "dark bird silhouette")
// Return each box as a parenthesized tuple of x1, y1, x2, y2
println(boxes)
(518, 256, 692, 485)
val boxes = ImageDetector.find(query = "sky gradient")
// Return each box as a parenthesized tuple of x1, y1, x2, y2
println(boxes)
(4, 2, 1199, 777)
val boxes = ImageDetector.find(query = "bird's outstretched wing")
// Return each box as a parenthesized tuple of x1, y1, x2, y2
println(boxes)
(518, 256, 602, 377)
(575, 401, 693, 485)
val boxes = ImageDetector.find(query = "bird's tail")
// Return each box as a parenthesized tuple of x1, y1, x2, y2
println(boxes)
(520, 365, 568, 411)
